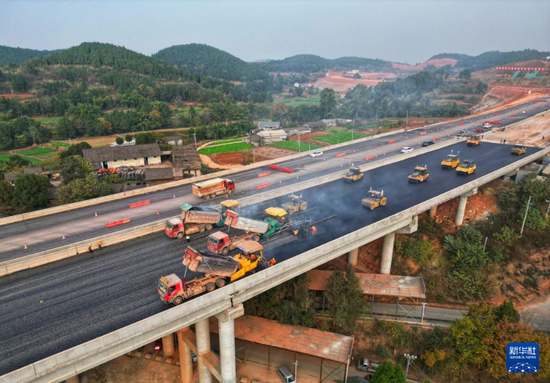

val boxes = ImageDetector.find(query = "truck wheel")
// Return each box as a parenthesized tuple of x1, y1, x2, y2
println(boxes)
(199, 226, 205, 232)
(210, 193, 216, 199)
(222, 247, 229, 255)
(381, 199, 387, 206)
(177, 232, 184, 239)
(204, 194, 211, 200)
(215, 279, 226, 288)
(253, 235, 260, 242)
(174, 296, 184, 306)
(206, 283, 215, 292)
(370, 205, 375, 210)
(227, 189, 233, 194)
(205, 224, 213, 230)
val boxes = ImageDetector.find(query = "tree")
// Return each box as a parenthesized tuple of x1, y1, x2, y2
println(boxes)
(125, 134, 133, 142)
(56, 175, 113, 204)
(319, 88, 336, 118)
(135, 132, 157, 145)
(14, 174, 49, 210)
(370, 362, 406, 383)
(0, 180, 17, 216)
(61, 156, 92, 183)
(115, 136, 124, 145)
(458, 69, 471, 81)
(494, 300, 519, 323)
(60, 142, 92, 158)
(326, 266, 365, 333)
(6, 155, 30, 171)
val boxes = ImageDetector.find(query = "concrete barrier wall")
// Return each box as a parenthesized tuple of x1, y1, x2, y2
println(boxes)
(0, 136, 460, 278)
(0, 130, 403, 227)
(3, 145, 548, 383)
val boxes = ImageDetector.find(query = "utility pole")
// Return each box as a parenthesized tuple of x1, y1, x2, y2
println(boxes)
(520, 196, 532, 235)
(298, 133, 301, 153)
(404, 353, 417, 379)
(406, 109, 409, 128)
(193, 132, 197, 147)
(294, 360, 299, 380)
(546, 199, 550, 217)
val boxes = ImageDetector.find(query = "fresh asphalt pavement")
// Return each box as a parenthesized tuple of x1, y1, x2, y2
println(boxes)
(0, 97, 548, 260)
(0, 141, 543, 376)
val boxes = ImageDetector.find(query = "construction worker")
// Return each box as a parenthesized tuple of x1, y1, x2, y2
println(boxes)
(269, 258, 276, 266)
(311, 226, 317, 235)
(186, 234, 191, 243)
(97, 240, 102, 250)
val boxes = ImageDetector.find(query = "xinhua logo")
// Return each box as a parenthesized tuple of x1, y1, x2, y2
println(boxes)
(507, 342, 539, 373)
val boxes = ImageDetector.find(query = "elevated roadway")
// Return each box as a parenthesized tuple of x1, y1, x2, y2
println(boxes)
(0, 140, 546, 380)
(0, 97, 547, 261)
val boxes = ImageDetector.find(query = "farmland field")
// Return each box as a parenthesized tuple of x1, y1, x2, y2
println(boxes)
(0, 153, 41, 163)
(205, 138, 244, 147)
(51, 142, 71, 147)
(268, 141, 323, 152)
(18, 148, 56, 156)
(33, 117, 63, 122)
(314, 130, 369, 144)
(272, 95, 320, 107)
(198, 142, 253, 155)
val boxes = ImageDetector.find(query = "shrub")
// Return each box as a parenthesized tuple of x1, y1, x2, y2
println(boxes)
(376, 343, 392, 358)
(115, 137, 123, 145)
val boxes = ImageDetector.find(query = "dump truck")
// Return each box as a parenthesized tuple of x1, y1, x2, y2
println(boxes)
(467, 135, 481, 146)
(408, 165, 429, 184)
(225, 208, 287, 239)
(456, 159, 476, 175)
(343, 167, 363, 183)
(511, 144, 527, 155)
(281, 194, 308, 214)
(158, 243, 273, 305)
(441, 154, 460, 169)
(362, 189, 387, 210)
(165, 203, 224, 238)
(192, 178, 235, 199)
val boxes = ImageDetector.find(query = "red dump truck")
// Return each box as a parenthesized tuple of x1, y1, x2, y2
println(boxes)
(158, 243, 271, 305)
(165, 203, 223, 238)
(192, 178, 235, 199)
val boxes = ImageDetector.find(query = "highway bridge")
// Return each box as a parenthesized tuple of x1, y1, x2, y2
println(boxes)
(0, 97, 547, 263)
(1, 137, 548, 382)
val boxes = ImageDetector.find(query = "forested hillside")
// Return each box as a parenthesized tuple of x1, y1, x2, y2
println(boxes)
(153, 44, 268, 81)
(256, 54, 391, 73)
(0, 45, 60, 65)
(431, 49, 550, 71)
(0, 42, 272, 151)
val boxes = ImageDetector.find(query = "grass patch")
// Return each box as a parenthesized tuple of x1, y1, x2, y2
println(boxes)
(315, 130, 369, 145)
(33, 117, 63, 122)
(198, 142, 253, 155)
(268, 141, 323, 152)
(272, 95, 320, 107)
(205, 138, 244, 147)
(18, 148, 56, 156)
(51, 142, 71, 147)
(0, 153, 41, 163)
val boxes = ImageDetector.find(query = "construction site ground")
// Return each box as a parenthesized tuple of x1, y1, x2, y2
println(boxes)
(484, 111, 550, 146)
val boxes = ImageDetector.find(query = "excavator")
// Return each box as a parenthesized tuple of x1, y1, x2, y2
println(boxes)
(343, 167, 363, 183)
(408, 165, 429, 184)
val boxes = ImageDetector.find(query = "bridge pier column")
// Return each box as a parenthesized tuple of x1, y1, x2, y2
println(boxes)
(348, 248, 359, 266)
(429, 205, 437, 218)
(162, 334, 175, 357)
(196, 319, 212, 383)
(65, 376, 79, 383)
(455, 188, 477, 226)
(177, 329, 194, 383)
(216, 304, 245, 383)
(380, 216, 418, 275)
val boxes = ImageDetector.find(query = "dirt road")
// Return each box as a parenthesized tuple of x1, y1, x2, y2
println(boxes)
(484, 111, 550, 146)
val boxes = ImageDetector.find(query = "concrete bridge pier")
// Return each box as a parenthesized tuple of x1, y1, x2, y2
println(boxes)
(196, 319, 212, 383)
(455, 188, 477, 226)
(162, 334, 175, 357)
(216, 304, 245, 383)
(348, 248, 359, 266)
(429, 205, 438, 218)
(177, 329, 194, 383)
(65, 376, 79, 383)
(380, 216, 418, 275)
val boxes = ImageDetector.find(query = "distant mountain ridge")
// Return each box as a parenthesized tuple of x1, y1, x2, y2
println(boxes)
(0, 45, 63, 65)
(254, 54, 390, 73)
(153, 43, 268, 81)
(429, 49, 550, 71)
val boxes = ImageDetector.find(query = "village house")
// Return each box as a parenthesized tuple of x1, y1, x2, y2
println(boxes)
(82, 144, 162, 170)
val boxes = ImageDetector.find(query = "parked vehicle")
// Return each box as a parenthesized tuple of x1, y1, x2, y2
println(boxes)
(192, 178, 235, 199)
(277, 366, 296, 383)
(357, 358, 380, 372)
(400, 147, 414, 153)
(154, 339, 162, 354)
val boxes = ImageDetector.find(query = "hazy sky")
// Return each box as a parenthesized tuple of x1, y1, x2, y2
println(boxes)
(1, 0, 549, 64)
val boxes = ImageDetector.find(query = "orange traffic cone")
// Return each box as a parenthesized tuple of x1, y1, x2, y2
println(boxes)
(157, 211, 160, 215)
(24, 244, 28, 249)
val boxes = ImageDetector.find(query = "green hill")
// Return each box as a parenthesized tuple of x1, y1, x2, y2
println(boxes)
(35, 42, 183, 79)
(430, 49, 550, 71)
(256, 54, 391, 73)
(0, 45, 61, 65)
(153, 43, 268, 81)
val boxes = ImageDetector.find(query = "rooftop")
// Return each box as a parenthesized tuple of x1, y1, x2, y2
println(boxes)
(209, 315, 354, 363)
(82, 144, 161, 163)
(308, 270, 426, 299)
(172, 144, 201, 170)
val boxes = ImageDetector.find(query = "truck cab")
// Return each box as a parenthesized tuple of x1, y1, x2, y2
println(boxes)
(207, 231, 232, 255)
(158, 274, 185, 305)
(165, 218, 184, 239)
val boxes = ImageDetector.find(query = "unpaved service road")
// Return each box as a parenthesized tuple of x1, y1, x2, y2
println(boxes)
(484, 109, 550, 146)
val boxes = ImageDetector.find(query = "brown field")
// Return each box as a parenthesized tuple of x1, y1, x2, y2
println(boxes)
(0, 93, 35, 99)
(391, 58, 458, 71)
(312, 70, 396, 93)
